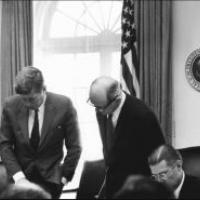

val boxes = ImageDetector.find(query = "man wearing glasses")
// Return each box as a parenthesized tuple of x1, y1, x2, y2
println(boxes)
(88, 76, 165, 198)
(148, 144, 200, 199)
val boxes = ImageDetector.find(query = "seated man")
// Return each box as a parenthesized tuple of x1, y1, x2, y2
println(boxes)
(113, 175, 173, 199)
(148, 144, 200, 199)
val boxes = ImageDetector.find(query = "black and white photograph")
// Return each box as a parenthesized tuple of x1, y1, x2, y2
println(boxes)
(0, 0, 199, 199)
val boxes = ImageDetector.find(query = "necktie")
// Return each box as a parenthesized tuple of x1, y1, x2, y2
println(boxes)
(106, 114, 114, 153)
(30, 109, 40, 151)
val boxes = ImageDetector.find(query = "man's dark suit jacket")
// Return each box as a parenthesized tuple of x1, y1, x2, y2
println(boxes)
(179, 175, 200, 199)
(0, 92, 82, 185)
(96, 94, 165, 197)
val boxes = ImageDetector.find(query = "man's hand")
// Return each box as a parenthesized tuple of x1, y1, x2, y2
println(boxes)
(61, 177, 68, 185)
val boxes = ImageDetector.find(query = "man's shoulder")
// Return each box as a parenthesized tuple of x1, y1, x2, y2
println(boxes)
(181, 175, 200, 197)
(3, 95, 22, 108)
(46, 92, 73, 107)
(125, 94, 155, 118)
(125, 93, 148, 109)
(183, 175, 200, 192)
(185, 174, 200, 185)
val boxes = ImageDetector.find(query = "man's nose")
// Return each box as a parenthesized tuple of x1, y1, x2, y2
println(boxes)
(157, 177, 165, 183)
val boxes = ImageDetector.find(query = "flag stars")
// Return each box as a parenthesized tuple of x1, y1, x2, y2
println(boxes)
(130, 0, 134, 6)
(129, 10, 134, 15)
(122, 0, 136, 51)
(131, 24, 135, 29)
(122, 18, 127, 24)
(122, 42, 128, 49)
(126, 21, 131, 27)
(123, 7, 129, 14)
(125, 30, 131, 38)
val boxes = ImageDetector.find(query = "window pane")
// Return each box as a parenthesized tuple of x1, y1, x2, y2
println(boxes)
(111, 52, 121, 80)
(33, 1, 122, 194)
(49, 1, 122, 38)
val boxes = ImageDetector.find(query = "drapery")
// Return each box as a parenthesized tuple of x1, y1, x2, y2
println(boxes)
(136, 0, 173, 144)
(1, 0, 32, 104)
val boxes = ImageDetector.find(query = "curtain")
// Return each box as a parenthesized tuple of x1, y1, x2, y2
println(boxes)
(136, 0, 173, 144)
(1, 0, 33, 104)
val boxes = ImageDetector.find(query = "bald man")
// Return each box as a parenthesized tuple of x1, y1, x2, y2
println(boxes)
(88, 76, 165, 198)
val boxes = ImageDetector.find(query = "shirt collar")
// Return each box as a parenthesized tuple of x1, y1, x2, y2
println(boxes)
(174, 170, 185, 199)
(39, 92, 47, 111)
(112, 92, 126, 119)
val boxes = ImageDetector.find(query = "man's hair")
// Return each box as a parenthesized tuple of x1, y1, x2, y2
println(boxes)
(148, 144, 182, 166)
(15, 67, 44, 95)
(0, 184, 51, 199)
(114, 175, 174, 199)
(90, 76, 121, 102)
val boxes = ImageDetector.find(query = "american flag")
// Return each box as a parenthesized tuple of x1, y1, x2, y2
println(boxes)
(121, 0, 140, 98)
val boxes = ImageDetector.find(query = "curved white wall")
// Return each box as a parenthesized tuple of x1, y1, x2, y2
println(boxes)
(172, 1, 200, 148)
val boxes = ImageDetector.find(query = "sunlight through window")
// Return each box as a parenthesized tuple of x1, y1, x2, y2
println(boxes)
(33, 0, 122, 195)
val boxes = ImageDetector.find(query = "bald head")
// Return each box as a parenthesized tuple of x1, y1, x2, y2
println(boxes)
(89, 76, 122, 114)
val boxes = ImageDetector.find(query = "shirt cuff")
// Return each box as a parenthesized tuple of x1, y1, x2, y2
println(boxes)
(13, 171, 26, 183)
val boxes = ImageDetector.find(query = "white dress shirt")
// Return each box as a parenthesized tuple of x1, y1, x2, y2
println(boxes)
(13, 93, 47, 183)
(174, 170, 185, 199)
(111, 92, 126, 129)
(28, 94, 46, 137)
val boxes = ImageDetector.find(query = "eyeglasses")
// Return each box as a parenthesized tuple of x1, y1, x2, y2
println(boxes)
(87, 95, 119, 110)
(87, 98, 104, 110)
(151, 165, 176, 181)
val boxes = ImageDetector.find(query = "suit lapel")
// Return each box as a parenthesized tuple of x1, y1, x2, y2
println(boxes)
(18, 103, 30, 145)
(39, 93, 56, 148)
(105, 96, 128, 162)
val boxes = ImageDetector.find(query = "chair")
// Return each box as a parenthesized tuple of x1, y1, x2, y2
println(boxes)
(178, 146, 200, 178)
(76, 160, 106, 199)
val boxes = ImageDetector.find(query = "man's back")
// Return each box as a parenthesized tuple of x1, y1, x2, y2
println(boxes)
(97, 94, 165, 197)
(180, 175, 200, 199)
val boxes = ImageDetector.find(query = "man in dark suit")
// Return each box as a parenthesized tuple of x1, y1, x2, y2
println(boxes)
(0, 67, 82, 198)
(88, 76, 165, 198)
(148, 144, 200, 199)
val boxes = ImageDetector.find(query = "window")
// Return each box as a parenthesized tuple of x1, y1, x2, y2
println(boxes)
(33, 0, 122, 194)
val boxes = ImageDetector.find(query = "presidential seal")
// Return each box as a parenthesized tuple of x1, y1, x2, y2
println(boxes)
(185, 49, 200, 91)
